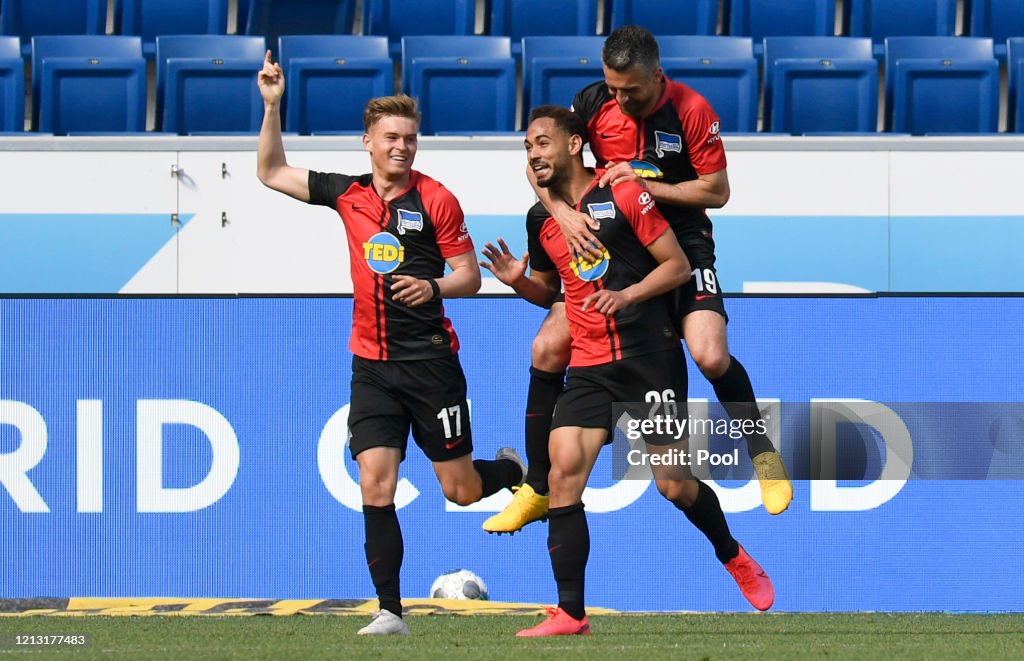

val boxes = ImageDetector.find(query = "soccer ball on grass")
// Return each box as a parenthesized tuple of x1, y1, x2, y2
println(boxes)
(430, 569, 489, 600)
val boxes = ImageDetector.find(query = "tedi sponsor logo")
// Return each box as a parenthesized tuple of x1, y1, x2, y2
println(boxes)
(362, 232, 405, 274)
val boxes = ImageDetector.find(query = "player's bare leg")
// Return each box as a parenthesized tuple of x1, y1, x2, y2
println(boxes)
(517, 426, 605, 637)
(356, 447, 409, 635)
(648, 443, 774, 611)
(433, 450, 524, 507)
(683, 309, 793, 514)
(547, 426, 604, 508)
(358, 447, 401, 507)
(483, 304, 568, 534)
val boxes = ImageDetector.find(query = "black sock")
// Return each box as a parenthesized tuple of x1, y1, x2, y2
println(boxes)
(678, 481, 739, 564)
(473, 458, 523, 497)
(709, 355, 776, 459)
(547, 503, 589, 620)
(363, 504, 403, 617)
(524, 367, 564, 494)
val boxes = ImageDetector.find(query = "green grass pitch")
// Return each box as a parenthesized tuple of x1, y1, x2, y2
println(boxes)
(2, 613, 1024, 659)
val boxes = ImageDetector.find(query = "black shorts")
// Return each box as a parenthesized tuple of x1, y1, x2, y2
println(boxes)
(668, 236, 729, 325)
(551, 347, 688, 445)
(348, 354, 473, 462)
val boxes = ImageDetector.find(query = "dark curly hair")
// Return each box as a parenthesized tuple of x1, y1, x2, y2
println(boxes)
(527, 105, 588, 144)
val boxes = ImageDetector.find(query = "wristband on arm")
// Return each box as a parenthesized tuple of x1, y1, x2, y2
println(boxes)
(428, 279, 441, 299)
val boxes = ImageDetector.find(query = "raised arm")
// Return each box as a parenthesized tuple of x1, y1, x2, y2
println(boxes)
(256, 50, 311, 201)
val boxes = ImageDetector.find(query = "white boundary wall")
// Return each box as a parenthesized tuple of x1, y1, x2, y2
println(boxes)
(1, 135, 1023, 293)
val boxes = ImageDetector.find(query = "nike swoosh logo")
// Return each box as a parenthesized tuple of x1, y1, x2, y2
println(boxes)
(352, 205, 367, 210)
(548, 544, 562, 554)
(757, 571, 767, 578)
(695, 294, 715, 300)
(445, 437, 464, 450)
(600, 132, 620, 139)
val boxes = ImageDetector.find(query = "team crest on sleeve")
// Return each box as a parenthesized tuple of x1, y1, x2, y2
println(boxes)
(362, 231, 405, 274)
(569, 247, 611, 282)
(654, 130, 682, 158)
(396, 209, 424, 235)
(630, 159, 663, 179)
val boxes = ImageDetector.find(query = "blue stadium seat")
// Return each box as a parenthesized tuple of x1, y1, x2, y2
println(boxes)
(521, 36, 603, 125)
(1009, 38, 1024, 133)
(763, 37, 877, 134)
(490, 0, 599, 58)
(728, 0, 835, 58)
(609, 0, 717, 35)
(245, 0, 356, 58)
(401, 36, 515, 134)
(117, 0, 228, 59)
(2, 0, 107, 57)
(155, 35, 266, 134)
(0, 36, 23, 131)
(969, 0, 1024, 61)
(885, 37, 998, 135)
(660, 35, 754, 59)
(364, 0, 475, 59)
(31, 36, 146, 134)
(278, 35, 393, 135)
(849, 0, 957, 58)
(657, 36, 758, 133)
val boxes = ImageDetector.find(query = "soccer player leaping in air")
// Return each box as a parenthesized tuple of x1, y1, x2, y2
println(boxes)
(481, 106, 773, 636)
(256, 51, 525, 636)
(483, 27, 791, 537)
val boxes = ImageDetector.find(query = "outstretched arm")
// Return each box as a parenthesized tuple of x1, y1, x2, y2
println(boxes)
(256, 50, 310, 201)
(480, 238, 560, 308)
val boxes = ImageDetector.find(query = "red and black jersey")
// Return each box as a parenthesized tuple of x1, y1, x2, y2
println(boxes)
(308, 169, 473, 361)
(527, 174, 679, 368)
(572, 77, 727, 247)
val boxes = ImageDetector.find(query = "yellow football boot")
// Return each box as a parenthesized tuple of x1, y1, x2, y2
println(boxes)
(753, 451, 793, 515)
(482, 483, 549, 534)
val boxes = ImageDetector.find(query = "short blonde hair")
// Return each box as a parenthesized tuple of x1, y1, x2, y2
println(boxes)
(363, 95, 421, 132)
